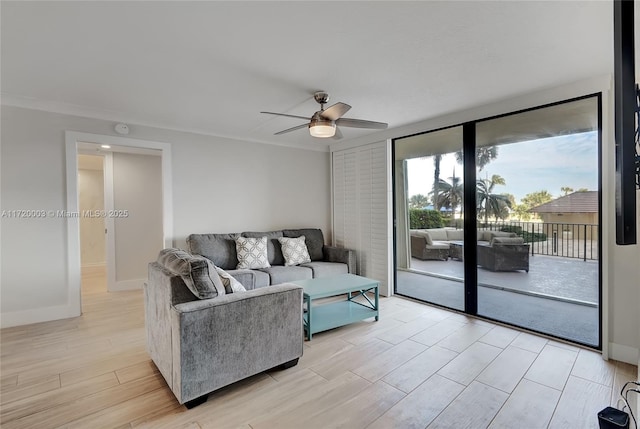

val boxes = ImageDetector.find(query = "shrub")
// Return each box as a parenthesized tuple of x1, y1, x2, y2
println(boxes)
(521, 231, 547, 243)
(409, 209, 444, 229)
(500, 225, 523, 234)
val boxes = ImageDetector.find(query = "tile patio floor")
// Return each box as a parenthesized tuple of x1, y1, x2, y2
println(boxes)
(396, 255, 600, 346)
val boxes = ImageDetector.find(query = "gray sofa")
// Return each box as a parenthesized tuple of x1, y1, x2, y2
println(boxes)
(187, 228, 356, 288)
(145, 259, 304, 408)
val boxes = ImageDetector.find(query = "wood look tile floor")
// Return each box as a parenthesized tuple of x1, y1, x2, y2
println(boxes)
(1, 266, 637, 429)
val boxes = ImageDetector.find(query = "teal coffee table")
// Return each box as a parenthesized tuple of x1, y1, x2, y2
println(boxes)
(291, 274, 379, 340)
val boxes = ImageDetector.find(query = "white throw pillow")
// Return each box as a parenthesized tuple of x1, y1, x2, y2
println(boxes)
(214, 266, 247, 293)
(235, 236, 271, 269)
(278, 236, 311, 266)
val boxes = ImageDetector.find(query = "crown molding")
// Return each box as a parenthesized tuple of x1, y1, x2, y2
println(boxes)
(0, 93, 330, 153)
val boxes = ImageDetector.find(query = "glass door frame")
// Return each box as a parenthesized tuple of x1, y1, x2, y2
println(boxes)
(392, 93, 603, 350)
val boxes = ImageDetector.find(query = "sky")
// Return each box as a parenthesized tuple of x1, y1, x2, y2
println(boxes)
(406, 131, 599, 204)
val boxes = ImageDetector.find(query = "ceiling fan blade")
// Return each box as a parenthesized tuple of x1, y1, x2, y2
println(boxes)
(261, 111, 310, 121)
(332, 127, 343, 140)
(335, 118, 388, 129)
(274, 123, 308, 135)
(321, 102, 351, 120)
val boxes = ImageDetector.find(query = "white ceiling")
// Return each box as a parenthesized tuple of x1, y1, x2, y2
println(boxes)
(1, 1, 618, 150)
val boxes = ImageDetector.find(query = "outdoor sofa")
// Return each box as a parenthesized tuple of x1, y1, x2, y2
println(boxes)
(409, 228, 530, 272)
(477, 237, 530, 272)
(410, 228, 518, 260)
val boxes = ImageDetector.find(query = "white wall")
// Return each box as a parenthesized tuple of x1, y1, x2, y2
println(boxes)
(112, 152, 163, 288)
(331, 76, 640, 365)
(169, 132, 331, 248)
(78, 159, 106, 266)
(0, 106, 330, 327)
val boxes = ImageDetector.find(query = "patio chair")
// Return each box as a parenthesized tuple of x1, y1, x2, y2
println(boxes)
(410, 233, 450, 261)
(477, 237, 530, 272)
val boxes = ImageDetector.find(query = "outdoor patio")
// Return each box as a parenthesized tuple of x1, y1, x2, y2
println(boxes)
(396, 255, 599, 346)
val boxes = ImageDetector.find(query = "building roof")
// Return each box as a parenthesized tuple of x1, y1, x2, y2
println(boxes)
(530, 191, 598, 213)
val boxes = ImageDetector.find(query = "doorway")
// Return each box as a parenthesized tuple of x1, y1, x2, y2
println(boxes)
(65, 131, 173, 315)
(77, 154, 108, 293)
(393, 95, 602, 348)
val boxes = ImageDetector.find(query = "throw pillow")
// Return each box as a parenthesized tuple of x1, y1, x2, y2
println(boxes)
(278, 236, 312, 266)
(215, 266, 247, 293)
(235, 236, 271, 269)
(157, 248, 225, 299)
(491, 237, 525, 245)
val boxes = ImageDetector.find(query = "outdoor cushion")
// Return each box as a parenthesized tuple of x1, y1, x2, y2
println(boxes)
(300, 261, 348, 277)
(242, 230, 284, 266)
(446, 229, 464, 240)
(411, 230, 433, 245)
(478, 231, 494, 241)
(282, 228, 325, 261)
(187, 233, 240, 270)
(156, 248, 226, 299)
(426, 228, 448, 241)
(491, 237, 525, 245)
(489, 231, 517, 239)
(257, 265, 313, 285)
(426, 242, 450, 250)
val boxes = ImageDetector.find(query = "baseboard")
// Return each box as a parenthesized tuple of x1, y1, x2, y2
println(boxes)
(608, 342, 639, 365)
(110, 278, 145, 291)
(0, 303, 80, 328)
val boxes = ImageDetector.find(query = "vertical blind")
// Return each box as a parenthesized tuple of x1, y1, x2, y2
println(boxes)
(332, 141, 391, 295)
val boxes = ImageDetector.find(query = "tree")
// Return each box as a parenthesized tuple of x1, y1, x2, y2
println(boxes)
(476, 174, 511, 224)
(408, 194, 430, 209)
(432, 171, 463, 218)
(432, 154, 442, 210)
(561, 187, 573, 196)
(521, 190, 554, 210)
(513, 203, 533, 221)
(455, 146, 499, 171)
(561, 187, 589, 195)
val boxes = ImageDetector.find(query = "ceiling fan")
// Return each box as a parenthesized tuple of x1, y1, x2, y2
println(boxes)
(261, 91, 388, 139)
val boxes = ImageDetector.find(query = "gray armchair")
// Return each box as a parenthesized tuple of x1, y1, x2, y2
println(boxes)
(145, 262, 304, 408)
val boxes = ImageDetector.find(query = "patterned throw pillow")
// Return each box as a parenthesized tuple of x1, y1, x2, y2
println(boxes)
(235, 236, 271, 269)
(214, 266, 247, 293)
(278, 236, 312, 266)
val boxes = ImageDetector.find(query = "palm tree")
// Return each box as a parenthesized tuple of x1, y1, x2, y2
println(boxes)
(455, 146, 498, 171)
(433, 154, 442, 210)
(560, 186, 574, 196)
(476, 174, 511, 224)
(432, 170, 463, 218)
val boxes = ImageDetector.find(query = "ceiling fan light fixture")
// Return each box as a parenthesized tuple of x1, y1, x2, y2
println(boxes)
(309, 119, 336, 138)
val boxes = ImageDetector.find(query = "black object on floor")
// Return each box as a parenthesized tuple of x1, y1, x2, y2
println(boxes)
(597, 406, 629, 429)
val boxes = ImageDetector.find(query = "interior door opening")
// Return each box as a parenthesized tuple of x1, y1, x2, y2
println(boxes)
(66, 131, 173, 317)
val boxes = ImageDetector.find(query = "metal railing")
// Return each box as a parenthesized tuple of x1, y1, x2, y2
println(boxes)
(477, 221, 599, 261)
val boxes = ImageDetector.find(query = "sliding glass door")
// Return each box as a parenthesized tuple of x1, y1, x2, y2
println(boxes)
(474, 97, 600, 346)
(393, 95, 601, 348)
(394, 126, 465, 311)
